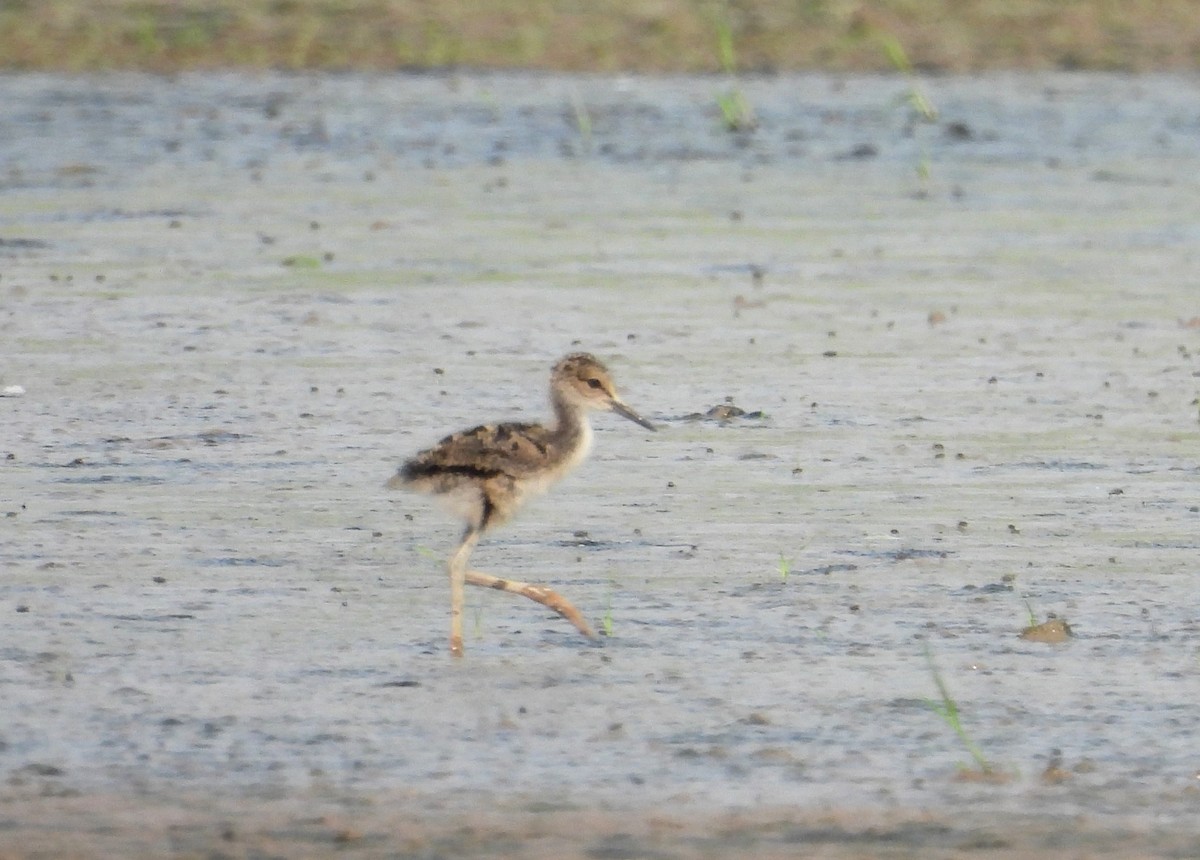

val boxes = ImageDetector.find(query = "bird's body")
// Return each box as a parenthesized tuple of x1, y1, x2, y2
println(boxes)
(390, 352, 655, 656)
(394, 416, 593, 530)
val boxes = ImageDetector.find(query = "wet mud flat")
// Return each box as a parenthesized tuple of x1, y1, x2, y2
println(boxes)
(2, 72, 1200, 857)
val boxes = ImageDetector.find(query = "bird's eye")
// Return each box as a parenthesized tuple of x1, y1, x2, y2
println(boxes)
(586, 378, 603, 389)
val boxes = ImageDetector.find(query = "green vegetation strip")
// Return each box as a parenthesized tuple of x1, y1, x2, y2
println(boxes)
(2, 0, 1198, 73)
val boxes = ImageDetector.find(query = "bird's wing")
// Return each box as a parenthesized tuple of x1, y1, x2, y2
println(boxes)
(405, 422, 556, 480)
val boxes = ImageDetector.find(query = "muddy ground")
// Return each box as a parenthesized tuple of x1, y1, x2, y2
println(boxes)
(2, 72, 1199, 857)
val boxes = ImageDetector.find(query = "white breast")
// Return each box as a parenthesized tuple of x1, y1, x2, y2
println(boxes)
(523, 420, 594, 500)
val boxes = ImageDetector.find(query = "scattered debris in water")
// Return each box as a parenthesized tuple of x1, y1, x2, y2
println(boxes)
(684, 402, 766, 422)
(1020, 617, 1072, 643)
(732, 294, 767, 316)
(952, 767, 1013, 784)
(1040, 749, 1073, 784)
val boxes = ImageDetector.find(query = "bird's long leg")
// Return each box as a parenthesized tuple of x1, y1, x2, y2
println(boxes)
(464, 570, 597, 640)
(447, 527, 480, 657)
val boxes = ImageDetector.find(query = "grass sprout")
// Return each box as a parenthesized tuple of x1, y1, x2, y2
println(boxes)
(875, 29, 937, 187)
(713, 12, 755, 132)
(568, 88, 593, 155)
(777, 552, 792, 583)
(601, 577, 616, 637)
(923, 644, 994, 775)
(879, 32, 937, 121)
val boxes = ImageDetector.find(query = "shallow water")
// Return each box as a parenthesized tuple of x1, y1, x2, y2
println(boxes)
(2, 71, 1200, 856)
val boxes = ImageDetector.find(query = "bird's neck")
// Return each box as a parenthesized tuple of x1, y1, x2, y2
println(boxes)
(549, 392, 594, 464)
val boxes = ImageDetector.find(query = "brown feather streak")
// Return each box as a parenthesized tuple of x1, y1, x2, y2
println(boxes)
(400, 461, 504, 483)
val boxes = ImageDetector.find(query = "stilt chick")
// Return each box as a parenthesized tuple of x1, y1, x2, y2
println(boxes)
(390, 353, 656, 656)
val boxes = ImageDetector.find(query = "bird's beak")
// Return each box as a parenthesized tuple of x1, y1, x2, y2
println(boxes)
(612, 400, 657, 431)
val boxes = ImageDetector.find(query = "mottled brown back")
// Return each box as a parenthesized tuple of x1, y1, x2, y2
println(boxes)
(397, 421, 558, 488)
